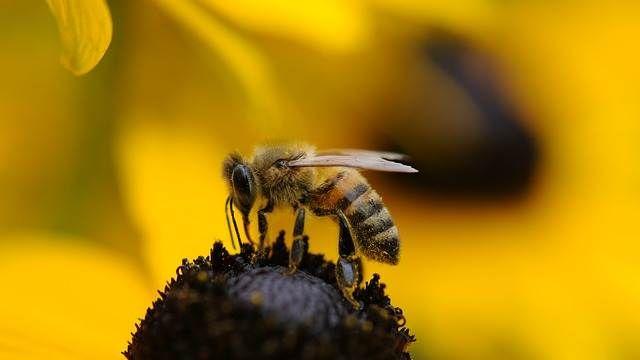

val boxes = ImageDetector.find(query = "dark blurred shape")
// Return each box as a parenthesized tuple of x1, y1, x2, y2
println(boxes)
(385, 31, 539, 200)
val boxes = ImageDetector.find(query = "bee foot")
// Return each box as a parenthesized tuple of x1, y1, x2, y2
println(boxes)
(339, 285, 362, 310)
(251, 247, 269, 265)
(336, 256, 362, 309)
(288, 235, 308, 274)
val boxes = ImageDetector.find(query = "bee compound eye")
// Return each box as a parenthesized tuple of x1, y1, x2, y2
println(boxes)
(232, 165, 256, 213)
(274, 159, 287, 169)
(232, 165, 251, 192)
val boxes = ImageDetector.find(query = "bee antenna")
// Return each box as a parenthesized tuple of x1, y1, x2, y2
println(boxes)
(225, 196, 237, 250)
(229, 198, 243, 248)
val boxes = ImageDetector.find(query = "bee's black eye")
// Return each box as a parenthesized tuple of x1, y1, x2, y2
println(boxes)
(274, 159, 287, 169)
(232, 165, 256, 216)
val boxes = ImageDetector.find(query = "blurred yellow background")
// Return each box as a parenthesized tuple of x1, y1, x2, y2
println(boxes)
(1, 0, 640, 359)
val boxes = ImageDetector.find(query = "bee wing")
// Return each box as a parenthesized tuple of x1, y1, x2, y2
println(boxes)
(317, 148, 410, 161)
(288, 155, 418, 173)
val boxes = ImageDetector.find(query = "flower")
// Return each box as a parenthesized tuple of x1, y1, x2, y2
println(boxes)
(45, 0, 488, 75)
(5, 1, 640, 359)
(0, 233, 150, 359)
(43, 0, 490, 128)
(125, 233, 413, 359)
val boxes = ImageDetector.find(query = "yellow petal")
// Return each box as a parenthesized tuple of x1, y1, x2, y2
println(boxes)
(0, 233, 152, 359)
(370, 0, 494, 33)
(153, 0, 282, 129)
(364, 3, 640, 358)
(199, 0, 369, 53)
(46, 0, 113, 75)
(117, 121, 232, 289)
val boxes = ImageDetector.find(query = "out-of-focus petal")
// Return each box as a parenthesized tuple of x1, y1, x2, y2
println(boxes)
(152, 0, 281, 128)
(45, 0, 112, 75)
(117, 120, 231, 289)
(370, 0, 494, 33)
(363, 3, 640, 358)
(0, 234, 151, 359)
(199, 0, 369, 53)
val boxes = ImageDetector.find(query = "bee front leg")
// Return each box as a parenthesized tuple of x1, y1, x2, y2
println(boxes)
(288, 207, 308, 273)
(257, 201, 274, 251)
(336, 210, 362, 309)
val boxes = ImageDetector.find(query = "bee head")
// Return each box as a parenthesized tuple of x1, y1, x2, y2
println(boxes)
(223, 153, 257, 218)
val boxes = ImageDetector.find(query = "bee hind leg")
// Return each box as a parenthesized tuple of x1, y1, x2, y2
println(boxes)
(288, 207, 308, 274)
(335, 210, 362, 310)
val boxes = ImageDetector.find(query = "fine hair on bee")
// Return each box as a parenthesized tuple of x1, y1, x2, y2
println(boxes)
(222, 143, 417, 308)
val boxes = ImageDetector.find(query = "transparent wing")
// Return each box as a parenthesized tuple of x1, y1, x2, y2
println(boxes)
(287, 155, 418, 173)
(317, 148, 410, 161)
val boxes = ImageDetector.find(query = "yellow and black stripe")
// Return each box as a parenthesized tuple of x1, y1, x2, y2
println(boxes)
(325, 171, 400, 264)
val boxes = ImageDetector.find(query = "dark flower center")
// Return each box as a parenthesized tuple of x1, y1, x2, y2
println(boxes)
(124, 231, 414, 359)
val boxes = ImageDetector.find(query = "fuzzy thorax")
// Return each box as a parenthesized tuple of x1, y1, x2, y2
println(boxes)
(224, 143, 319, 208)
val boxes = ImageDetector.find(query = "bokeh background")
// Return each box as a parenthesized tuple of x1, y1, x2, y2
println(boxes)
(2, 1, 640, 359)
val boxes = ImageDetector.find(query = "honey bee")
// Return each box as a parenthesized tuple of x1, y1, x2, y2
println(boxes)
(223, 143, 417, 307)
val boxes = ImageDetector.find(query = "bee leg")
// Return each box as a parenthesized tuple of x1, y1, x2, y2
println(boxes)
(336, 210, 362, 310)
(257, 201, 274, 251)
(288, 207, 308, 274)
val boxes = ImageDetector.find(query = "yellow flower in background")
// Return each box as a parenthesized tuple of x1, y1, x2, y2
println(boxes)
(46, 0, 372, 76)
(0, 235, 149, 359)
(0, 122, 237, 359)
(45, 0, 492, 75)
(194, 0, 369, 53)
(44, 0, 491, 131)
(4, 0, 640, 359)
(117, 121, 231, 289)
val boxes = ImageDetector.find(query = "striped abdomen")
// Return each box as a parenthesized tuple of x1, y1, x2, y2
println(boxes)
(310, 169, 400, 264)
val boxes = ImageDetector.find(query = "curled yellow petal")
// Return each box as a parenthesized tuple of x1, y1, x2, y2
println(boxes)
(46, 0, 113, 75)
